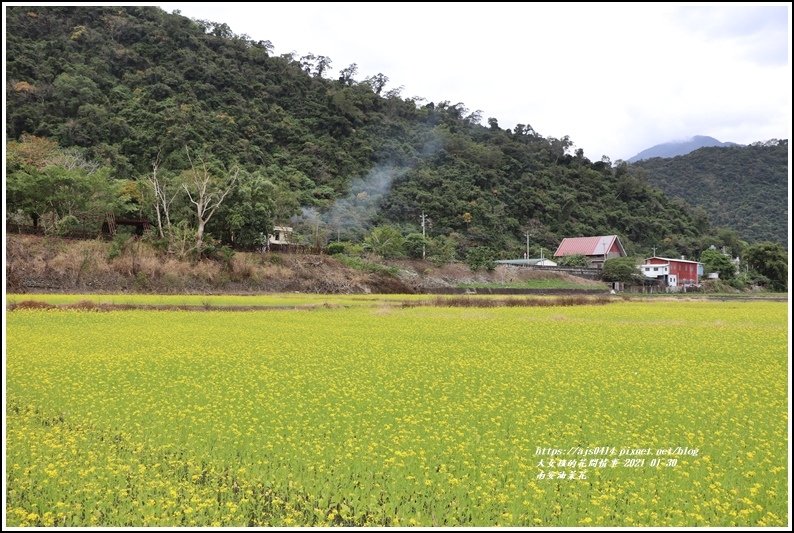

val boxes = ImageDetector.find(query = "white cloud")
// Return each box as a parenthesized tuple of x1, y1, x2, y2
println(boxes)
(160, 2, 791, 160)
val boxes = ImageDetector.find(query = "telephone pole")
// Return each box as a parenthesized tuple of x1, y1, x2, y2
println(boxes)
(525, 232, 530, 260)
(420, 211, 427, 260)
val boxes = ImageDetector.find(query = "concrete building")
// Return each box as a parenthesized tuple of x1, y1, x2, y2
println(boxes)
(268, 226, 293, 246)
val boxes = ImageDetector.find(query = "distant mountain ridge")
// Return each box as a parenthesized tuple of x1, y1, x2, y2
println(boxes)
(627, 135, 739, 163)
(632, 140, 788, 246)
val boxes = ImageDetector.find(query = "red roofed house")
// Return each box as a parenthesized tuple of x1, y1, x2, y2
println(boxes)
(554, 235, 626, 268)
(639, 256, 702, 289)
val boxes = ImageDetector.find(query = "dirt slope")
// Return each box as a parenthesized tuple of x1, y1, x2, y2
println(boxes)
(6, 235, 605, 294)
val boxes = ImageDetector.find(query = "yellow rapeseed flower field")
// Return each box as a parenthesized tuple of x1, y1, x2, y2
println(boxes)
(5, 300, 788, 526)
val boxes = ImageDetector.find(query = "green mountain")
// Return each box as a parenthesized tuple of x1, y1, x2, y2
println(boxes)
(627, 135, 739, 163)
(632, 141, 788, 246)
(6, 6, 732, 258)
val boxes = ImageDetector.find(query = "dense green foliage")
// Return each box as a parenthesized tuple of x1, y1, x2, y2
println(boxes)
(5, 135, 134, 233)
(465, 246, 497, 272)
(601, 257, 642, 283)
(633, 142, 788, 246)
(744, 242, 787, 292)
(362, 225, 405, 259)
(699, 249, 736, 281)
(4, 6, 761, 258)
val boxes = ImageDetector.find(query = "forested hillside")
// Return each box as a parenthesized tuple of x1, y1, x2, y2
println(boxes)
(6, 6, 741, 259)
(633, 141, 788, 246)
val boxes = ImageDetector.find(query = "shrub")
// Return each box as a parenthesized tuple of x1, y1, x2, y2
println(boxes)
(404, 233, 428, 259)
(266, 254, 284, 265)
(107, 231, 133, 260)
(601, 257, 642, 283)
(326, 242, 346, 255)
(134, 271, 149, 289)
(345, 243, 365, 257)
(465, 246, 496, 272)
(54, 215, 80, 236)
(428, 235, 458, 265)
(363, 225, 405, 259)
(700, 248, 736, 281)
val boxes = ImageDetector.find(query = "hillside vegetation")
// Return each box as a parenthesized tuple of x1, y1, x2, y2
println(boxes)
(632, 142, 788, 246)
(4, 6, 763, 260)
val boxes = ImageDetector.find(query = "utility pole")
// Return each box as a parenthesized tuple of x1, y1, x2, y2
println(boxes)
(420, 211, 427, 260)
(525, 232, 530, 260)
(652, 246, 657, 257)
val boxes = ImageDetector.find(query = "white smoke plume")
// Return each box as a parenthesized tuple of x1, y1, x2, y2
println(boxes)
(293, 133, 442, 242)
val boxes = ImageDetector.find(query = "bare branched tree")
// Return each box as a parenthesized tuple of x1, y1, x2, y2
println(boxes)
(183, 149, 239, 251)
(145, 151, 182, 239)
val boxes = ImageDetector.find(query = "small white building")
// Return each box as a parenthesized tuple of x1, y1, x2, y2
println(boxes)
(268, 225, 293, 245)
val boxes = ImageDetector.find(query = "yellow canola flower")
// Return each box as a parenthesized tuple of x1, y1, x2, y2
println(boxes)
(5, 300, 788, 527)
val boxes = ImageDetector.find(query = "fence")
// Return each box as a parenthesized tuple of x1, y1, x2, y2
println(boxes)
(5, 222, 44, 235)
(5, 221, 103, 240)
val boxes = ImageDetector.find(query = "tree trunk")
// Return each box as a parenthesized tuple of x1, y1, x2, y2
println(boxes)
(196, 220, 206, 251)
(154, 204, 164, 238)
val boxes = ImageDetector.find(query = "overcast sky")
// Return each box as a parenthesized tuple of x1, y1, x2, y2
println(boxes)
(158, 3, 789, 161)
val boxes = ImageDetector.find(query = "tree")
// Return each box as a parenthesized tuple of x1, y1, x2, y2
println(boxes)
(700, 248, 736, 281)
(744, 242, 787, 291)
(255, 39, 274, 54)
(299, 53, 316, 74)
(4, 5, 732, 261)
(145, 152, 181, 239)
(601, 257, 641, 283)
(365, 73, 389, 95)
(338, 63, 358, 85)
(182, 150, 240, 252)
(44, 166, 123, 224)
(404, 233, 429, 259)
(52, 72, 104, 117)
(6, 166, 52, 227)
(7, 138, 125, 231)
(314, 55, 332, 78)
(7, 134, 60, 168)
(465, 246, 496, 272)
(221, 171, 281, 248)
(427, 235, 457, 264)
(363, 225, 405, 258)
